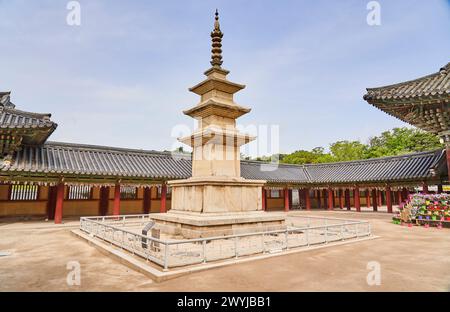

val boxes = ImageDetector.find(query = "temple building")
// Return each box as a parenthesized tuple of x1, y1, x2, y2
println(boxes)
(0, 13, 448, 224)
(364, 62, 450, 179)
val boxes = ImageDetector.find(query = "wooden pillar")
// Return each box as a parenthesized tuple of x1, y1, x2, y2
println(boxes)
(99, 186, 109, 216)
(397, 190, 402, 205)
(54, 182, 65, 224)
(338, 189, 343, 209)
(365, 189, 370, 208)
(160, 184, 167, 213)
(288, 189, 292, 210)
(304, 188, 311, 210)
(143, 186, 152, 214)
(345, 189, 351, 210)
(446, 145, 450, 183)
(113, 183, 121, 216)
(327, 187, 333, 210)
(386, 186, 392, 213)
(47, 185, 57, 220)
(422, 181, 428, 194)
(262, 188, 267, 211)
(371, 189, 378, 212)
(322, 189, 327, 208)
(284, 187, 289, 212)
(317, 190, 321, 209)
(377, 189, 382, 206)
(354, 186, 361, 212)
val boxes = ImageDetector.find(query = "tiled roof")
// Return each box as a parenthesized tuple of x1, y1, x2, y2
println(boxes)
(363, 62, 450, 103)
(0, 105, 56, 130)
(0, 141, 446, 185)
(1, 142, 191, 180)
(304, 150, 445, 184)
(0, 92, 57, 146)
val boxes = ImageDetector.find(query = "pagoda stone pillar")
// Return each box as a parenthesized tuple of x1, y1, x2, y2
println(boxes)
(152, 11, 285, 238)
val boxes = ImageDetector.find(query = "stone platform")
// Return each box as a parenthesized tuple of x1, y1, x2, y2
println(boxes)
(151, 211, 286, 238)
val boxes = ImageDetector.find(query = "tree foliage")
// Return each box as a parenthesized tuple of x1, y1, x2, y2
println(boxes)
(275, 127, 443, 165)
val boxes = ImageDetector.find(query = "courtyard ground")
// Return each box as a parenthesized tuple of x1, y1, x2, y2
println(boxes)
(0, 210, 449, 291)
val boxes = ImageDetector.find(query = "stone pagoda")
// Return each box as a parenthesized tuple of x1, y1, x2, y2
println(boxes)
(152, 11, 285, 238)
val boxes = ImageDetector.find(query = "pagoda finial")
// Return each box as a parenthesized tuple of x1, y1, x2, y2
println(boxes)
(210, 9, 223, 68)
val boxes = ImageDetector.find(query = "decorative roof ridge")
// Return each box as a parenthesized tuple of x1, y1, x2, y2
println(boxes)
(364, 62, 449, 93)
(42, 141, 192, 159)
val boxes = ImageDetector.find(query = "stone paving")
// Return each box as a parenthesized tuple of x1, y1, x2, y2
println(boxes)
(1, 210, 449, 291)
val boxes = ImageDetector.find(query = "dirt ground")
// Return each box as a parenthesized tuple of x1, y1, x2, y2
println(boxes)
(0, 210, 449, 291)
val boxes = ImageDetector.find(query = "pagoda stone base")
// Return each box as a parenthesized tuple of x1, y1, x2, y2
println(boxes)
(151, 211, 286, 239)
(151, 176, 286, 238)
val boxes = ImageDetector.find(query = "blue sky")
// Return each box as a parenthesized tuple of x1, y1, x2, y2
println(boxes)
(1, 0, 449, 156)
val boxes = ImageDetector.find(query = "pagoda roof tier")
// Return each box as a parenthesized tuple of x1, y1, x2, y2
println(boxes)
(183, 99, 251, 119)
(363, 63, 450, 135)
(189, 76, 245, 96)
(178, 127, 255, 147)
(0, 141, 446, 185)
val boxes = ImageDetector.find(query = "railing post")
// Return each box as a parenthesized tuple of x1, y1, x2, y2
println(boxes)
(355, 224, 359, 238)
(202, 240, 207, 264)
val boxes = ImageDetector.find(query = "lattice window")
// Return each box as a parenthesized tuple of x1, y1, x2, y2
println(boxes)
(269, 189, 281, 198)
(120, 186, 137, 199)
(156, 185, 171, 198)
(68, 185, 92, 200)
(10, 184, 39, 201)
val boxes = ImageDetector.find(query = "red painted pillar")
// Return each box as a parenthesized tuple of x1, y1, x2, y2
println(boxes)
(338, 189, 343, 209)
(54, 182, 65, 224)
(345, 189, 351, 210)
(47, 186, 57, 220)
(317, 190, 321, 209)
(262, 188, 267, 211)
(160, 184, 167, 213)
(284, 187, 289, 212)
(386, 186, 392, 213)
(446, 145, 450, 183)
(99, 186, 109, 216)
(365, 189, 371, 208)
(371, 189, 378, 212)
(327, 187, 333, 210)
(113, 183, 121, 216)
(422, 181, 428, 194)
(354, 186, 361, 212)
(305, 188, 311, 210)
(143, 186, 152, 214)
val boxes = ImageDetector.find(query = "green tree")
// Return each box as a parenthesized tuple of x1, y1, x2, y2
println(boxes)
(366, 128, 443, 158)
(244, 127, 443, 164)
(329, 141, 368, 162)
